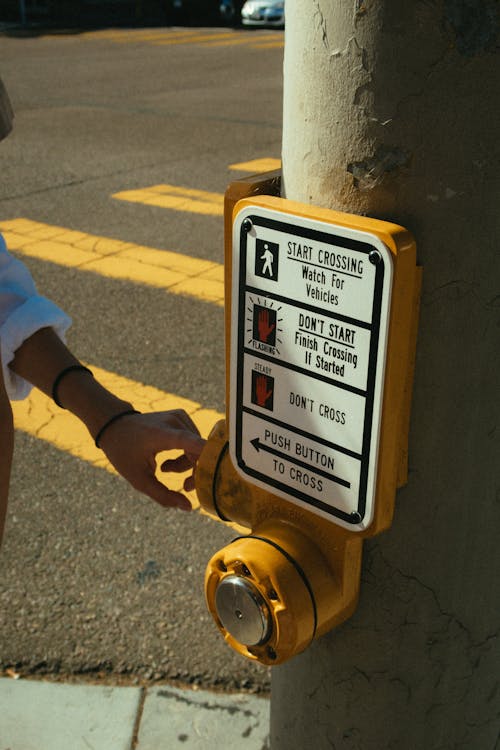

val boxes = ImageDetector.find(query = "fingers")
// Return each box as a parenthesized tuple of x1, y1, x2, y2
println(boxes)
(174, 431, 205, 458)
(151, 411, 205, 458)
(163, 409, 200, 436)
(160, 451, 197, 496)
(139, 474, 192, 512)
(100, 408, 204, 511)
(160, 454, 193, 473)
(183, 474, 195, 492)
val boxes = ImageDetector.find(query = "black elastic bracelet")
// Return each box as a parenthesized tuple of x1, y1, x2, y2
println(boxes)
(52, 365, 93, 408)
(94, 409, 140, 449)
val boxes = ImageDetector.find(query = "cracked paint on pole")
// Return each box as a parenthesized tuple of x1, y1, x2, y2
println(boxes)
(273, 1, 500, 748)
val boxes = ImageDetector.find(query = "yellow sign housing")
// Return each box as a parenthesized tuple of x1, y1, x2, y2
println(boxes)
(195, 172, 421, 665)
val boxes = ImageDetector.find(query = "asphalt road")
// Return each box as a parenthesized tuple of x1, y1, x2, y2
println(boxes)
(0, 23, 283, 692)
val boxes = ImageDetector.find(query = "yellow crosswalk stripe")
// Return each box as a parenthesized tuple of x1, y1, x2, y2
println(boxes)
(0, 218, 224, 306)
(80, 28, 134, 39)
(82, 28, 200, 42)
(153, 31, 244, 46)
(249, 41, 284, 49)
(112, 184, 224, 217)
(201, 33, 284, 48)
(81, 28, 221, 42)
(79, 27, 283, 49)
(229, 157, 281, 172)
(12, 364, 223, 508)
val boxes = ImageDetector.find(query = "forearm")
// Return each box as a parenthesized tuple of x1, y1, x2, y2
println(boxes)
(10, 327, 133, 440)
(9, 326, 204, 512)
(0, 352, 14, 545)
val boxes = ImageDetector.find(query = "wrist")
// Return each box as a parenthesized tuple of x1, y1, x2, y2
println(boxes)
(55, 369, 134, 438)
(94, 409, 141, 449)
(52, 365, 93, 407)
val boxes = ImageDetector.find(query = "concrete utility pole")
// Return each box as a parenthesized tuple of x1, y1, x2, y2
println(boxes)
(272, 1, 500, 748)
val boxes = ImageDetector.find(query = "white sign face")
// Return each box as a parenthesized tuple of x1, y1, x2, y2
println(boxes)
(229, 204, 393, 531)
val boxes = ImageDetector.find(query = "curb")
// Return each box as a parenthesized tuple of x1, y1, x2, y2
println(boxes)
(0, 678, 270, 749)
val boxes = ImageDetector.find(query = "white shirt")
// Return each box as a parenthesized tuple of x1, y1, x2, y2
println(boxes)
(0, 232, 71, 400)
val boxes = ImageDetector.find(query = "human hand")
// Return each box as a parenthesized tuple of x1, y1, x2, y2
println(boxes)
(97, 409, 205, 511)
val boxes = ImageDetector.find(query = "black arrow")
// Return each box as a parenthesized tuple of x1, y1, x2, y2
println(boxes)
(250, 437, 351, 489)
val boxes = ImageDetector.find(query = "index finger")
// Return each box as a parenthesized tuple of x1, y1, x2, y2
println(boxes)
(164, 409, 201, 436)
(168, 429, 206, 458)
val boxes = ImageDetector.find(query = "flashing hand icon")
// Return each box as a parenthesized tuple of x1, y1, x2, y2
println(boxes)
(258, 309, 276, 343)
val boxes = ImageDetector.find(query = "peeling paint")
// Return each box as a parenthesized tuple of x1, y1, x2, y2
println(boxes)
(330, 35, 366, 64)
(313, 0, 329, 50)
(347, 146, 411, 190)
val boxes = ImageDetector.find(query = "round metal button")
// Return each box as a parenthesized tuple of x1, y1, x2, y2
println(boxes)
(215, 575, 271, 646)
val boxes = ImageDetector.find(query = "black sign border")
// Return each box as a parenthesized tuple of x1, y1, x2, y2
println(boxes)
(234, 213, 386, 527)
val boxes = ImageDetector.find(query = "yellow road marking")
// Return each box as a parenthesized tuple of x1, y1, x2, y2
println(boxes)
(81, 28, 224, 41)
(153, 31, 245, 46)
(201, 33, 283, 48)
(12, 364, 223, 508)
(0, 218, 224, 306)
(112, 184, 224, 217)
(229, 157, 281, 172)
(79, 27, 283, 48)
(103, 31, 238, 46)
(79, 28, 131, 38)
(249, 41, 284, 49)
(82, 28, 201, 41)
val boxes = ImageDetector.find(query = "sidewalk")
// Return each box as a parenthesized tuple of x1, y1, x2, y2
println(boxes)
(0, 677, 270, 749)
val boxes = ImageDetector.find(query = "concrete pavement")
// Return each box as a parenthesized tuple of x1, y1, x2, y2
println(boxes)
(0, 677, 270, 749)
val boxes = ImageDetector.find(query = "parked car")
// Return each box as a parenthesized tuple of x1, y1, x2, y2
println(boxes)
(241, 0, 284, 27)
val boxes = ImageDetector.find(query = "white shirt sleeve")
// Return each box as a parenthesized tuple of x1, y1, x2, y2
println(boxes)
(0, 233, 72, 400)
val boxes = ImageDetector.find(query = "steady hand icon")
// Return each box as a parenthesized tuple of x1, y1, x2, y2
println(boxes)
(256, 375, 273, 407)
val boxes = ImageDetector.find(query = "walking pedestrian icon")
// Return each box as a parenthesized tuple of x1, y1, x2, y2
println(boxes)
(255, 239, 279, 281)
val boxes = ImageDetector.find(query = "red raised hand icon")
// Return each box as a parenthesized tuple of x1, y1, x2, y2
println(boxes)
(255, 375, 273, 407)
(258, 308, 276, 343)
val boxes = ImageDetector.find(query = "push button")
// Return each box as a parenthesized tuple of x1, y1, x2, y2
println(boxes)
(215, 575, 271, 646)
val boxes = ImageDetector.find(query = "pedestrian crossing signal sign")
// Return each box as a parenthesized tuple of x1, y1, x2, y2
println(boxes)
(230, 194, 420, 535)
(255, 239, 279, 281)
